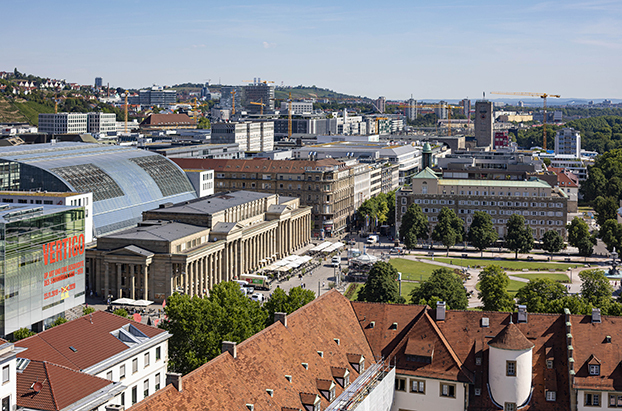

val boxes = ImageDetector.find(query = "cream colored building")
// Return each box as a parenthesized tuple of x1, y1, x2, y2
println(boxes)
(86, 191, 311, 302)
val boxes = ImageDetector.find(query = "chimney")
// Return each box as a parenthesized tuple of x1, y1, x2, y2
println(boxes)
(436, 301, 446, 321)
(166, 373, 183, 392)
(274, 312, 287, 327)
(592, 308, 601, 323)
(517, 305, 528, 323)
(222, 341, 237, 358)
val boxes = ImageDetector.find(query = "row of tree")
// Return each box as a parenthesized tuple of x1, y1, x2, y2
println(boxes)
(159, 281, 315, 374)
(399, 204, 574, 258)
(355, 191, 396, 230)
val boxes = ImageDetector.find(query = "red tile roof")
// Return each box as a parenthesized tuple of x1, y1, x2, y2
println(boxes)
(16, 311, 166, 371)
(17, 360, 112, 411)
(128, 290, 374, 411)
(140, 114, 195, 126)
(488, 322, 534, 350)
(171, 158, 345, 174)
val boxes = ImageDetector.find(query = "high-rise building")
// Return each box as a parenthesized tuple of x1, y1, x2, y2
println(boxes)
(434, 101, 448, 120)
(211, 121, 274, 152)
(375, 96, 386, 113)
(555, 127, 581, 158)
(405, 98, 417, 121)
(460, 98, 471, 118)
(244, 82, 275, 113)
(94, 77, 102, 88)
(474, 100, 493, 148)
(494, 131, 510, 149)
(87, 112, 117, 134)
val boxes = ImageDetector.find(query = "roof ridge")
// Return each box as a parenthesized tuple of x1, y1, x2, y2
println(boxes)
(423, 311, 465, 371)
(31, 334, 81, 371)
(43, 361, 58, 411)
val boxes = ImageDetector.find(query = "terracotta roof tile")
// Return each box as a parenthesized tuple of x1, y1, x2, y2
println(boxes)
(16, 311, 166, 371)
(17, 360, 112, 411)
(140, 114, 194, 126)
(488, 322, 535, 350)
(171, 158, 345, 175)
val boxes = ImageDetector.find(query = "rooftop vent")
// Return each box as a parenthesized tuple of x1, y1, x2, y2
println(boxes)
(317, 351, 323, 358)
(517, 305, 528, 323)
(222, 341, 237, 358)
(481, 317, 490, 327)
(246, 405, 254, 411)
(285, 375, 292, 383)
(606, 336, 612, 343)
(334, 338, 340, 346)
(592, 308, 601, 323)
(274, 312, 287, 327)
(302, 363, 308, 370)
(266, 389, 274, 397)
(166, 372, 183, 392)
(369, 321, 375, 329)
(436, 301, 446, 321)
(69, 346, 77, 352)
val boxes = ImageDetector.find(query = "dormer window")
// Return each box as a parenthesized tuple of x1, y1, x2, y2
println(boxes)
(589, 364, 600, 376)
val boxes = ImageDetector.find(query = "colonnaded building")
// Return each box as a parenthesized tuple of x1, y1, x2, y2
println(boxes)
(396, 168, 569, 240)
(86, 191, 312, 302)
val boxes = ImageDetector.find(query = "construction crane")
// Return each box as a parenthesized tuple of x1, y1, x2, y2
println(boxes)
(249, 99, 266, 115)
(490, 91, 561, 150)
(124, 90, 129, 133)
(231, 90, 236, 115)
(243, 80, 275, 85)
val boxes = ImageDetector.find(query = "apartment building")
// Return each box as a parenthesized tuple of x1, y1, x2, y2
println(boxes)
(555, 127, 581, 158)
(396, 168, 568, 240)
(171, 158, 355, 237)
(211, 121, 274, 152)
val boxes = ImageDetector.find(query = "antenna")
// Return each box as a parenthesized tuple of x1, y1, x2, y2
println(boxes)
(89, 313, 93, 324)
(483, 91, 486, 99)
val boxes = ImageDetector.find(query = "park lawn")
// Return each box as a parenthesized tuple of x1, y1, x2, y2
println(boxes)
(476, 279, 526, 298)
(424, 257, 580, 272)
(400, 281, 418, 299)
(345, 283, 361, 301)
(389, 258, 445, 282)
(512, 273, 570, 283)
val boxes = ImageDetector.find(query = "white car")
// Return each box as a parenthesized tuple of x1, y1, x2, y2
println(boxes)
(331, 256, 340, 267)
(251, 293, 264, 303)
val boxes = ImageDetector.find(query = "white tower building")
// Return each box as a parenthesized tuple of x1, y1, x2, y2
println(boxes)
(488, 321, 534, 410)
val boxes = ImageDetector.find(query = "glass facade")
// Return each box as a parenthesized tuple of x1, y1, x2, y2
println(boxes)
(0, 205, 85, 336)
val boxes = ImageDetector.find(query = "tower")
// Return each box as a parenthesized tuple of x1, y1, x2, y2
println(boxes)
(474, 100, 493, 149)
(488, 321, 534, 409)
(422, 142, 432, 169)
(406, 97, 417, 121)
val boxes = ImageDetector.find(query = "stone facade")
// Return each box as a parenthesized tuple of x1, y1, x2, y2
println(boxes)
(86, 191, 312, 302)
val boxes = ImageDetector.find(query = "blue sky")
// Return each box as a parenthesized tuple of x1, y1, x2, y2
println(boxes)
(2, 0, 621, 99)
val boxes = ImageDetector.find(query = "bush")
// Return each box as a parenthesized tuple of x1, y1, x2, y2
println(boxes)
(113, 308, 128, 318)
(13, 328, 35, 341)
(83, 306, 95, 315)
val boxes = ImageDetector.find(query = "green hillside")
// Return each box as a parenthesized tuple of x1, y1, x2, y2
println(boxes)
(0, 97, 28, 123)
(13, 100, 55, 125)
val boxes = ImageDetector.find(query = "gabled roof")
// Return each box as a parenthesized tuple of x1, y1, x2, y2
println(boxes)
(16, 311, 167, 371)
(17, 360, 112, 411)
(140, 114, 194, 126)
(411, 167, 438, 179)
(170, 158, 345, 174)
(488, 322, 534, 351)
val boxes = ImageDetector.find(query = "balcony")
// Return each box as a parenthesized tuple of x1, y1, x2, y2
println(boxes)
(325, 362, 395, 411)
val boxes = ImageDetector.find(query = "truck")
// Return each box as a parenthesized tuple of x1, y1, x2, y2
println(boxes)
(366, 234, 379, 245)
(240, 274, 269, 290)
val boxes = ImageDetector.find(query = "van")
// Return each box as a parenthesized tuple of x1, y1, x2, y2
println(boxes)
(367, 235, 379, 244)
(331, 256, 341, 267)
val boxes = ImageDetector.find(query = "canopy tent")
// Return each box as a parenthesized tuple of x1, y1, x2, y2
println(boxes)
(111, 298, 154, 307)
(323, 241, 345, 253)
(351, 253, 379, 266)
(310, 241, 333, 252)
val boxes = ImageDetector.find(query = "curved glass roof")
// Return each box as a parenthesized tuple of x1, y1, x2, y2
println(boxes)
(0, 142, 197, 236)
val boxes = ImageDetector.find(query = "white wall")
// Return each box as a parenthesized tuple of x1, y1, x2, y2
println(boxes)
(488, 346, 532, 407)
(391, 374, 467, 411)
(0, 355, 16, 411)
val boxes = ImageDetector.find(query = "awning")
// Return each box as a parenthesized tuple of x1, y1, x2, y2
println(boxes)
(111, 298, 154, 307)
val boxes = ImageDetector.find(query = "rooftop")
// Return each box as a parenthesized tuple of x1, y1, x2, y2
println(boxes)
(98, 220, 208, 243)
(0, 203, 81, 224)
(171, 158, 345, 174)
(146, 191, 274, 216)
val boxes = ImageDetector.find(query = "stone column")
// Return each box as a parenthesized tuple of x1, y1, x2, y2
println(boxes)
(116, 263, 122, 299)
(104, 262, 110, 301)
(144, 264, 149, 300)
(184, 263, 189, 295)
(130, 264, 136, 300)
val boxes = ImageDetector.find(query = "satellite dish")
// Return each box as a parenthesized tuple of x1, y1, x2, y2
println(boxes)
(32, 382, 43, 393)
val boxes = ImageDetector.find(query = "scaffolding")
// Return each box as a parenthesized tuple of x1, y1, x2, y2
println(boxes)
(326, 360, 394, 411)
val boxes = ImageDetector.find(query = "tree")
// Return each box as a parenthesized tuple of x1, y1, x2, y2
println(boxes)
(197, 117, 211, 129)
(263, 286, 315, 325)
(478, 265, 514, 312)
(580, 269, 614, 306)
(49, 317, 68, 328)
(542, 230, 565, 256)
(515, 278, 568, 313)
(83, 306, 96, 315)
(409, 268, 468, 309)
(160, 281, 268, 374)
(467, 211, 498, 257)
(113, 308, 128, 318)
(431, 207, 463, 256)
(599, 219, 622, 252)
(577, 236, 595, 258)
(594, 196, 619, 226)
(357, 261, 400, 303)
(567, 217, 591, 248)
(505, 214, 534, 259)
(399, 204, 429, 248)
(542, 158, 551, 167)
(12, 328, 35, 341)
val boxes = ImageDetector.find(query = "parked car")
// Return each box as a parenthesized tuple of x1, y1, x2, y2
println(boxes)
(251, 293, 264, 303)
(331, 256, 341, 267)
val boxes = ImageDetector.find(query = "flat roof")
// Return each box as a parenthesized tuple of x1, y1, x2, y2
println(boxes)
(149, 191, 274, 216)
(100, 220, 208, 242)
(0, 191, 87, 198)
(0, 203, 80, 224)
(437, 179, 552, 188)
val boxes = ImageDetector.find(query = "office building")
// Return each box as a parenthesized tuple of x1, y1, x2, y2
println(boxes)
(474, 100, 494, 149)
(94, 77, 103, 88)
(87, 112, 117, 134)
(0, 142, 197, 237)
(396, 168, 568, 240)
(0, 203, 85, 337)
(38, 113, 88, 135)
(86, 191, 311, 301)
(280, 101, 313, 114)
(145, 143, 243, 159)
(139, 114, 196, 130)
(273, 117, 338, 138)
(183, 169, 214, 197)
(244, 82, 275, 113)
(438, 151, 544, 181)
(555, 128, 581, 158)
(16, 310, 170, 409)
(211, 121, 274, 152)
(128, 87, 177, 107)
(171, 158, 355, 237)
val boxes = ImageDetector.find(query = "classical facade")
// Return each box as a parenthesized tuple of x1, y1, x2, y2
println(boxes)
(396, 168, 569, 240)
(86, 191, 311, 301)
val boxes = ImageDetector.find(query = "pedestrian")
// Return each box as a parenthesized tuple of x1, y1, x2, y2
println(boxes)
(322, 281, 325, 288)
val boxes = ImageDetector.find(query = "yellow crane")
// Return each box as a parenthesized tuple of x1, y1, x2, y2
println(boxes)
(249, 99, 266, 115)
(394, 102, 463, 135)
(490, 91, 561, 150)
(231, 90, 236, 115)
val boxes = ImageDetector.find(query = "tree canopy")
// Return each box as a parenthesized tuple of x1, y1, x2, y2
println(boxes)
(580, 269, 614, 307)
(581, 147, 622, 202)
(599, 219, 622, 252)
(505, 214, 534, 259)
(263, 286, 315, 325)
(356, 261, 401, 303)
(542, 230, 565, 255)
(467, 211, 498, 257)
(477, 265, 514, 312)
(409, 268, 468, 309)
(399, 203, 429, 248)
(515, 278, 568, 313)
(431, 207, 464, 255)
(356, 191, 396, 230)
(567, 217, 596, 257)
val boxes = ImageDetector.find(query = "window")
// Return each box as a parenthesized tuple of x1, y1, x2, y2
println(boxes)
(440, 383, 455, 398)
(120, 364, 126, 379)
(106, 371, 113, 380)
(120, 392, 125, 407)
(395, 378, 406, 391)
(474, 388, 481, 396)
(585, 392, 600, 406)
(132, 358, 138, 374)
(156, 347, 161, 361)
(132, 386, 137, 405)
(609, 394, 622, 407)
(1, 397, 9, 411)
(2, 366, 8, 384)
(155, 373, 161, 391)
(144, 353, 150, 368)
(411, 379, 425, 394)
(144, 379, 149, 398)
(475, 357, 482, 366)
(589, 364, 600, 376)
(546, 391, 556, 401)
(506, 361, 516, 376)
(547, 360, 553, 369)
(505, 403, 516, 411)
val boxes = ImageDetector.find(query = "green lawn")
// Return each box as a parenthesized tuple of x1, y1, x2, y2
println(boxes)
(400, 281, 418, 299)
(476, 279, 526, 297)
(389, 258, 445, 282)
(13, 101, 54, 125)
(424, 257, 580, 272)
(512, 273, 570, 283)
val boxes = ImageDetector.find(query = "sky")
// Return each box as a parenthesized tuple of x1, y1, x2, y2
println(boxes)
(1, 0, 621, 100)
